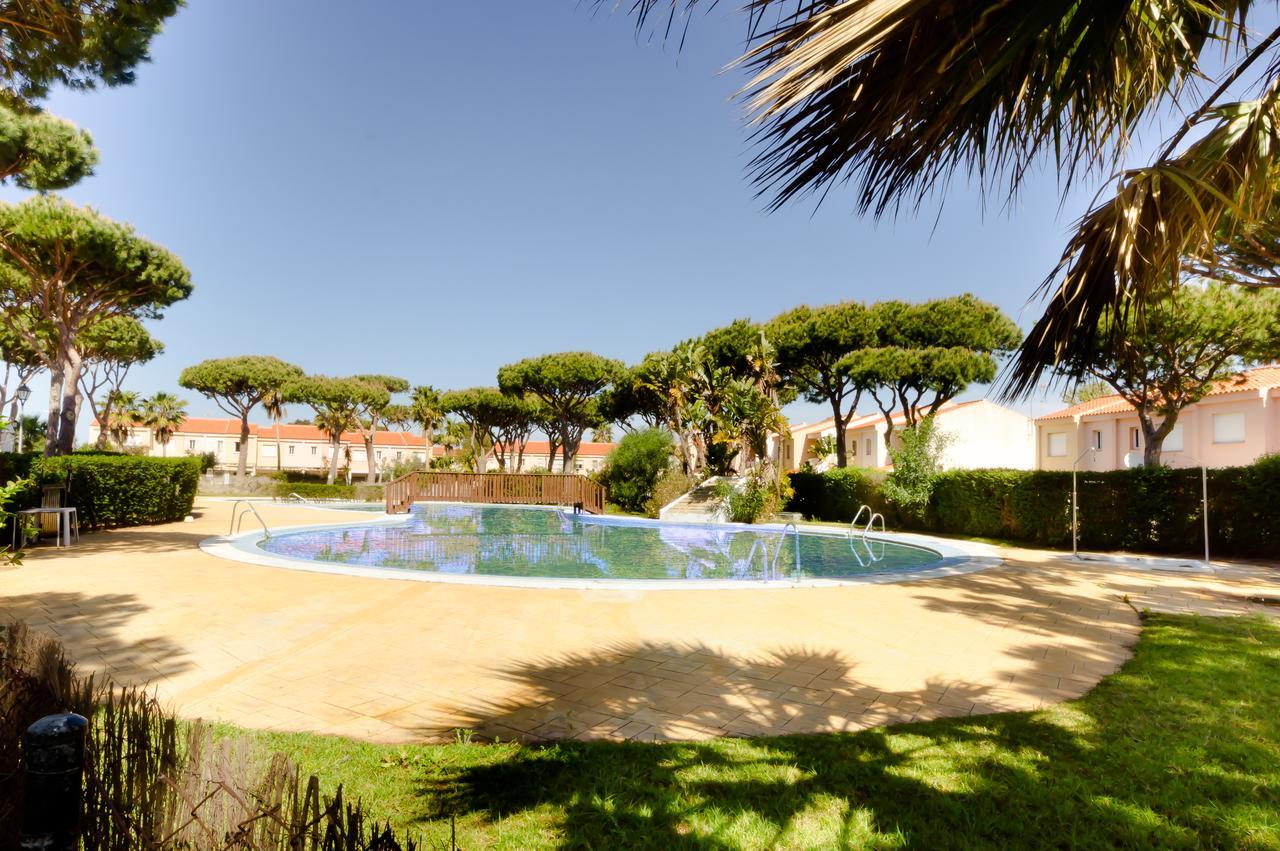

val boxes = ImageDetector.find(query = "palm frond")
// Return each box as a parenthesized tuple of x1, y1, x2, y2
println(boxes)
(1004, 62, 1280, 397)
(740, 0, 1249, 214)
(608, 0, 1252, 214)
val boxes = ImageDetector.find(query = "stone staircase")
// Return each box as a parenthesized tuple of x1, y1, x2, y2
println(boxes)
(659, 476, 743, 523)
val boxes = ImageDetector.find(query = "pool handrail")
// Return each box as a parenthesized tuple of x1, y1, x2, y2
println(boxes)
(850, 505, 885, 541)
(230, 500, 271, 539)
(770, 522, 800, 580)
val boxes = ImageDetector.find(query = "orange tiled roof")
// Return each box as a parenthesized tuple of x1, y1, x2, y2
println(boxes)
(1037, 365, 1280, 422)
(99, 416, 430, 448)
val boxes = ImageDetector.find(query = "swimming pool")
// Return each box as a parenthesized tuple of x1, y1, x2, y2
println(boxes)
(256, 503, 943, 582)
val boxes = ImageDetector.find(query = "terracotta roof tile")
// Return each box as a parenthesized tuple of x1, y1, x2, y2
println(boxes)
(1037, 365, 1280, 421)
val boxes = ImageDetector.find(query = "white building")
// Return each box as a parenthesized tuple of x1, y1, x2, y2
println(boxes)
(782, 399, 1036, 471)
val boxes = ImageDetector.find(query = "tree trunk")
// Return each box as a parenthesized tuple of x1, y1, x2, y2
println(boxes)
(363, 434, 377, 484)
(327, 437, 340, 485)
(1139, 411, 1177, 467)
(56, 349, 83, 455)
(830, 396, 848, 467)
(161, 438, 168, 457)
(45, 362, 63, 456)
(237, 414, 251, 479)
(94, 397, 112, 449)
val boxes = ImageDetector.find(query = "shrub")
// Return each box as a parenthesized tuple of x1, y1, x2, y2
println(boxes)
(0, 452, 37, 487)
(277, 482, 354, 500)
(644, 468, 695, 518)
(782, 457, 1280, 557)
(597, 429, 674, 513)
(32, 455, 200, 529)
(786, 467, 883, 522)
(881, 419, 950, 519)
(719, 471, 793, 524)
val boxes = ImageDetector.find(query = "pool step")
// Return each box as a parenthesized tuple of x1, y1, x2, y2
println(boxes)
(658, 477, 745, 523)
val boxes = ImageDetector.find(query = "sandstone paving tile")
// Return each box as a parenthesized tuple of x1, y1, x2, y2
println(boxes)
(614, 720, 654, 740)
(7, 497, 1279, 744)
(771, 668, 819, 688)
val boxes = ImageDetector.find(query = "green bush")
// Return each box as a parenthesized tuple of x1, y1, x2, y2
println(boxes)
(597, 429, 674, 513)
(643, 469, 695, 518)
(787, 467, 884, 523)
(0, 452, 37, 486)
(277, 482, 354, 500)
(785, 457, 1280, 558)
(32, 455, 200, 529)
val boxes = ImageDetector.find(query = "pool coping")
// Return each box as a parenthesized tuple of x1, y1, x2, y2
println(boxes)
(198, 502, 1004, 590)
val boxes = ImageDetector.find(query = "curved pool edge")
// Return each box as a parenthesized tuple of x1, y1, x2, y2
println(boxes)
(198, 505, 1004, 590)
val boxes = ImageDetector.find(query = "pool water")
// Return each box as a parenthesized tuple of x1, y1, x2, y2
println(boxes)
(260, 504, 941, 581)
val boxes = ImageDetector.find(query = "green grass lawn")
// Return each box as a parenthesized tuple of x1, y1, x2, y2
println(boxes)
(214, 614, 1280, 849)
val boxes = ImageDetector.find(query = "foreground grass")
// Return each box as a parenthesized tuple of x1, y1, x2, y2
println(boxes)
(214, 614, 1280, 849)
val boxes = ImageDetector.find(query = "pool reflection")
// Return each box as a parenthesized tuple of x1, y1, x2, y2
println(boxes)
(262, 505, 939, 581)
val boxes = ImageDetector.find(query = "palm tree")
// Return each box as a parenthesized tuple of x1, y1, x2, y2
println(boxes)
(105, 390, 140, 451)
(613, 1, 1279, 392)
(313, 409, 358, 485)
(410, 385, 443, 468)
(262, 388, 287, 472)
(141, 392, 187, 457)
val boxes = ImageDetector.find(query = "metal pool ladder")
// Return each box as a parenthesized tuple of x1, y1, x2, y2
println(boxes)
(770, 522, 800, 580)
(849, 505, 885, 542)
(229, 500, 271, 539)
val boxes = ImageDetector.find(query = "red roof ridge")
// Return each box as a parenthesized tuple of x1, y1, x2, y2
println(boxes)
(1037, 365, 1280, 421)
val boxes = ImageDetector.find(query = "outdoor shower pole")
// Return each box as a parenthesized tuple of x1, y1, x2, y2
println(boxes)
(1202, 463, 1210, 566)
(1071, 446, 1099, 560)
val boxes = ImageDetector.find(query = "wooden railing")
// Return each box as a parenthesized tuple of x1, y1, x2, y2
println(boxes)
(384, 470, 607, 515)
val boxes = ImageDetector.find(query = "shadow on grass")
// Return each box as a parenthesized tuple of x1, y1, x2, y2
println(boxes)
(413, 616, 1280, 848)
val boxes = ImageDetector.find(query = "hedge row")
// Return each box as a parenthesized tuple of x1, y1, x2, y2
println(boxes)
(274, 482, 383, 501)
(786, 455, 1280, 558)
(32, 455, 202, 529)
(2, 452, 201, 531)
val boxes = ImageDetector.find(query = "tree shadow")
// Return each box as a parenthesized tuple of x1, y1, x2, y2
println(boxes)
(0, 591, 192, 687)
(409, 617, 1280, 848)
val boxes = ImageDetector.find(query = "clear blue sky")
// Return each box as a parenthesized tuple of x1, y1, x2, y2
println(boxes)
(5, 0, 1173, 431)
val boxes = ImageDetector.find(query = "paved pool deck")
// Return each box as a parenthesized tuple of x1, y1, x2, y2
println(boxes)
(2, 498, 1277, 744)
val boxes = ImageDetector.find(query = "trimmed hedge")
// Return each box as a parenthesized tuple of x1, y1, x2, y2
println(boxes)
(787, 468, 887, 523)
(786, 456, 1280, 558)
(31, 455, 201, 529)
(274, 482, 383, 501)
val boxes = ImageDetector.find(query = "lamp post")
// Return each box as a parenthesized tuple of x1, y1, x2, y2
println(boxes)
(1071, 445, 1100, 559)
(15, 383, 30, 452)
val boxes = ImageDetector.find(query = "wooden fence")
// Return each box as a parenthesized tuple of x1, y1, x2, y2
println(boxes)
(384, 470, 606, 515)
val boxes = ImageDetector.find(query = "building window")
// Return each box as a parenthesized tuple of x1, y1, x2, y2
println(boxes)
(187, 439, 196, 451)
(850, 439, 857, 457)
(310, 446, 317, 456)
(1213, 412, 1246, 444)
(1163, 423, 1184, 452)
(1090, 430, 1102, 450)
(865, 437, 873, 457)
(376, 450, 383, 460)
(233, 441, 241, 453)
(1047, 432, 1067, 457)
(1128, 428, 1140, 450)
(216, 440, 223, 454)
(288, 445, 295, 455)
